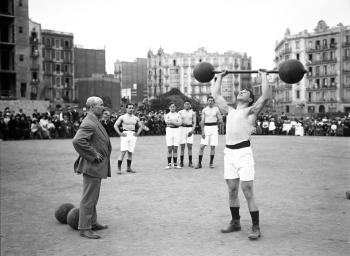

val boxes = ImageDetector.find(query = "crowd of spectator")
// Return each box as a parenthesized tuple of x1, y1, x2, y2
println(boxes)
(1, 106, 350, 141)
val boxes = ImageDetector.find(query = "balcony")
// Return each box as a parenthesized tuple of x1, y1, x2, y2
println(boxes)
(306, 44, 336, 53)
(281, 47, 292, 55)
(30, 37, 39, 45)
(343, 41, 350, 47)
(344, 69, 350, 74)
(344, 56, 350, 61)
(31, 49, 39, 57)
(306, 58, 337, 66)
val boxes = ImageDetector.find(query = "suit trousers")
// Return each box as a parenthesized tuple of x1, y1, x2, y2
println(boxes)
(78, 174, 102, 230)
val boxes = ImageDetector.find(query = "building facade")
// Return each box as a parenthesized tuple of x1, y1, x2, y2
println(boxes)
(75, 75, 121, 110)
(0, 0, 30, 99)
(74, 47, 105, 78)
(147, 47, 252, 103)
(274, 20, 350, 115)
(114, 58, 147, 104)
(28, 19, 44, 100)
(41, 29, 74, 103)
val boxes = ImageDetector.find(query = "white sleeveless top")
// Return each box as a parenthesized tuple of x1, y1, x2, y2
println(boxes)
(226, 108, 255, 145)
(203, 106, 219, 123)
(178, 109, 194, 126)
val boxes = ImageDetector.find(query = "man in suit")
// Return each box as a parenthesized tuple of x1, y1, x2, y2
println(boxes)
(72, 96, 111, 239)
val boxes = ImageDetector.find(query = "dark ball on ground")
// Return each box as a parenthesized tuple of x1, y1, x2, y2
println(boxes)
(54, 203, 75, 224)
(346, 191, 350, 199)
(67, 207, 80, 230)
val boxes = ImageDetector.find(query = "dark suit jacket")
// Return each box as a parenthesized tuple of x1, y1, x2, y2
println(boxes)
(72, 113, 112, 178)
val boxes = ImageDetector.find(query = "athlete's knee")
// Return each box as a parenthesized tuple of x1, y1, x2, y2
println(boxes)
(241, 182, 254, 199)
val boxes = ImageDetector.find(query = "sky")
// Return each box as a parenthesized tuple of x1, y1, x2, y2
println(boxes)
(29, 0, 350, 74)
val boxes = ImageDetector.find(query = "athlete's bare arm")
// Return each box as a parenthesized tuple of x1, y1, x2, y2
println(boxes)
(114, 116, 126, 136)
(200, 111, 205, 139)
(211, 71, 232, 114)
(216, 107, 223, 124)
(135, 118, 143, 136)
(248, 71, 271, 117)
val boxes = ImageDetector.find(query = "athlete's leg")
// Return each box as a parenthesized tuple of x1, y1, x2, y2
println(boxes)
(221, 179, 241, 233)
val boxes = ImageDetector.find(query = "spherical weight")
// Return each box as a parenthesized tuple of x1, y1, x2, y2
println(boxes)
(67, 207, 80, 230)
(54, 203, 75, 224)
(279, 59, 306, 84)
(193, 62, 215, 83)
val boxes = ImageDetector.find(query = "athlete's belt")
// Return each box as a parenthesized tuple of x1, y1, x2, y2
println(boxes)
(204, 122, 218, 126)
(122, 129, 135, 132)
(181, 124, 193, 127)
(167, 126, 179, 128)
(226, 140, 250, 149)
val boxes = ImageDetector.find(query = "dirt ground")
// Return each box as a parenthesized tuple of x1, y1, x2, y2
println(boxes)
(1, 135, 349, 256)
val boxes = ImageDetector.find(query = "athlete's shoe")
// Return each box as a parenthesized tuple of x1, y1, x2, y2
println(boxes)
(179, 162, 184, 168)
(188, 162, 194, 168)
(174, 164, 182, 169)
(194, 164, 202, 169)
(165, 164, 172, 169)
(221, 219, 241, 233)
(126, 168, 136, 173)
(209, 163, 215, 168)
(117, 167, 122, 175)
(248, 225, 261, 240)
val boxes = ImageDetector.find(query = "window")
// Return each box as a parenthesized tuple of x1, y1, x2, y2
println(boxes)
(19, 0, 23, 6)
(286, 105, 290, 113)
(323, 78, 328, 87)
(64, 40, 69, 48)
(56, 77, 60, 86)
(345, 75, 350, 85)
(330, 51, 334, 60)
(315, 66, 320, 75)
(308, 41, 313, 49)
(65, 78, 70, 87)
(55, 39, 60, 48)
(45, 63, 51, 72)
(346, 35, 350, 43)
(315, 79, 320, 88)
(330, 38, 335, 47)
(308, 92, 312, 102)
(308, 67, 313, 76)
(173, 60, 176, 66)
(19, 27, 23, 33)
(330, 77, 335, 87)
(64, 64, 68, 73)
(32, 72, 38, 80)
(315, 53, 321, 61)
(295, 40, 300, 49)
(322, 52, 328, 61)
(315, 40, 320, 49)
(296, 53, 300, 60)
(308, 54, 313, 61)
(322, 39, 327, 48)
(52, 50, 55, 59)
(56, 50, 60, 60)
(20, 83, 26, 97)
(56, 64, 60, 72)
(296, 90, 300, 99)
(19, 54, 24, 61)
(46, 38, 50, 46)
(345, 49, 350, 58)
(323, 65, 327, 75)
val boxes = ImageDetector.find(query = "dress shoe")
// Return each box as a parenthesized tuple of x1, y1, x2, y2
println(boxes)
(221, 219, 241, 233)
(80, 230, 101, 239)
(92, 223, 108, 231)
(248, 225, 261, 240)
(209, 163, 215, 168)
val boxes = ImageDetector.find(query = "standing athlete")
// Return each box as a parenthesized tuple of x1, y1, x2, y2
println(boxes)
(178, 100, 196, 168)
(194, 96, 222, 169)
(164, 102, 182, 169)
(212, 70, 271, 240)
(114, 103, 143, 174)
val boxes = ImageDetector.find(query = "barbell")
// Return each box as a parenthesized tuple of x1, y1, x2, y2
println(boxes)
(193, 59, 307, 84)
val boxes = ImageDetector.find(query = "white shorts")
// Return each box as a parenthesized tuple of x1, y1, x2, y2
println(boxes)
(200, 125, 218, 146)
(224, 147, 255, 181)
(166, 127, 180, 146)
(120, 131, 137, 152)
(179, 127, 194, 144)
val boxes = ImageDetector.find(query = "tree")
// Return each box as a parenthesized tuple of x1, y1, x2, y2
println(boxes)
(149, 88, 201, 111)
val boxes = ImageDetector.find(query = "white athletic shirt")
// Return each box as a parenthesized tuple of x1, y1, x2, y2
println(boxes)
(202, 106, 219, 123)
(178, 109, 195, 126)
(165, 112, 182, 127)
(226, 108, 255, 145)
(115, 114, 139, 131)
